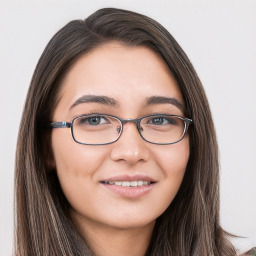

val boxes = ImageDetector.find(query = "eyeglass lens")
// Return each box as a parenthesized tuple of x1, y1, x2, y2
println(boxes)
(72, 114, 186, 145)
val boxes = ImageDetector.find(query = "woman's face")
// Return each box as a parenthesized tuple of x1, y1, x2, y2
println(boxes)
(51, 42, 190, 230)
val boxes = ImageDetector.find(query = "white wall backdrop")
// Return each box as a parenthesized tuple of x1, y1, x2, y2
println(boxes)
(0, 0, 255, 255)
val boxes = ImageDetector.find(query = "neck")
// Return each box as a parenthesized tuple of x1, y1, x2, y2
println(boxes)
(71, 213, 155, 256)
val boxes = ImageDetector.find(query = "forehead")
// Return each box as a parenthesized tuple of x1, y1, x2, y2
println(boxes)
(56, 42, 183, 115)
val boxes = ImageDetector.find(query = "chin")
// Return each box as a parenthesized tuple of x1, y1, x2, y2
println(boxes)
(99, 214, 157, 231)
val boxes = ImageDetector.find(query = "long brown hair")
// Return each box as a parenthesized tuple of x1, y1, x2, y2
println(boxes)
(14, 8, 236, 255)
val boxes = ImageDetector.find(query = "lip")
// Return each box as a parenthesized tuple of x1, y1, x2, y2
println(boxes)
(101, 174, 157, 183)
(100, 174, 156, 199)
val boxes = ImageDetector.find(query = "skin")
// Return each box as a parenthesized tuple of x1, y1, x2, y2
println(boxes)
(51, 42, 190, 256)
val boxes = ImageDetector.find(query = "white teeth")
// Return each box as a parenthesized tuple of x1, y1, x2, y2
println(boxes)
(130, 181, 137, 187)
(122, 181, 130, 187)
(137, 181, 143, 186)
(104, 181, 151, 187)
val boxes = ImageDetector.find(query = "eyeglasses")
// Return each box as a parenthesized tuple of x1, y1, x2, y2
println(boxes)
(49, 114, 192, 145)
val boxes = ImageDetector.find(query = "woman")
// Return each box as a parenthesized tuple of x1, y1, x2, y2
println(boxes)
(14, 7, 255, 256)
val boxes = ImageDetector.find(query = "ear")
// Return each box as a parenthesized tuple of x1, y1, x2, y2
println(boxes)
(45, 149, 56, 171)
(41, 129, 56, 171)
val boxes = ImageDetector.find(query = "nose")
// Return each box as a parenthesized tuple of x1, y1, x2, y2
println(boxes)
(110, 123, 150, 165)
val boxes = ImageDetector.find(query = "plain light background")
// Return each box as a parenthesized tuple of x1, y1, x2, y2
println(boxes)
(0, 0, 255, 255)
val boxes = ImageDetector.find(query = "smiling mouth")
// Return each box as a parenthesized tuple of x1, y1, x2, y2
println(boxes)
(100, 181, 153, 187)
(100, 176, 156, 198)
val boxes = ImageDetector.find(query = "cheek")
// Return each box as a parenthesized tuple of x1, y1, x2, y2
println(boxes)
(159, 136, 190, 174)
(154, 137, 190, 202)
(51, 131, 107, 199)
(52, 130, 107, 172)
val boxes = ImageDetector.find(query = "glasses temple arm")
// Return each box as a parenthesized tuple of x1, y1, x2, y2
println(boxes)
(49, 122, 72, 128)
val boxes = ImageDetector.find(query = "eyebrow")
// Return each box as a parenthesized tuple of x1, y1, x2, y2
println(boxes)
(70, 95, 119, 110)
(70, 94, 184, 112)
(145, 96, 184, 112)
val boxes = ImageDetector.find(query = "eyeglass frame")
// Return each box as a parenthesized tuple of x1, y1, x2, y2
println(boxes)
(49, 113, 193, 146)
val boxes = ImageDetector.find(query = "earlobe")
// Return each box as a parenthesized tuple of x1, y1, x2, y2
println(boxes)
(46, 154, 56, 171)
(41, 130, 56, 171)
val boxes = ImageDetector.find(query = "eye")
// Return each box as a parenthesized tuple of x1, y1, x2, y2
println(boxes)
(148, 116, 177, 125)
(78, 115, 109, 126)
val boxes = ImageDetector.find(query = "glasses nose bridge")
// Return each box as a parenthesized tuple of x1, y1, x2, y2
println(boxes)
(121, 118, 141, 131)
